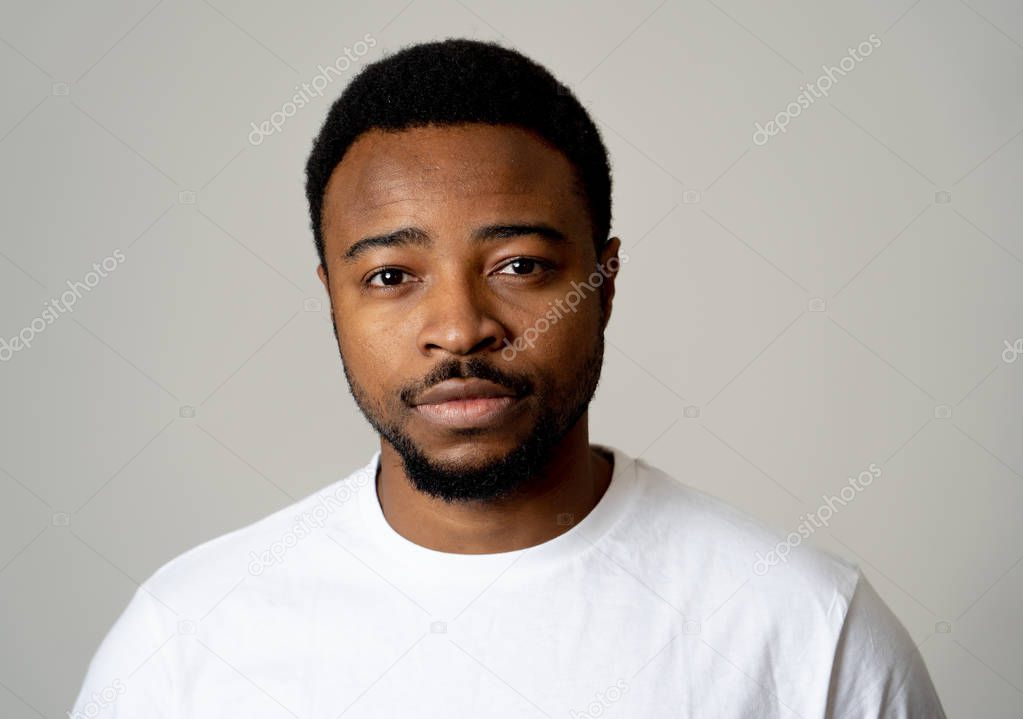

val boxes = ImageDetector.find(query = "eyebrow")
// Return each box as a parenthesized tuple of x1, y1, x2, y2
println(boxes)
(342, 223, 568, 263)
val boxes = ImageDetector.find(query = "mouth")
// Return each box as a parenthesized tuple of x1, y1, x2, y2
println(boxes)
(410, 377, 527, 430)
(413, 395, 524, 429)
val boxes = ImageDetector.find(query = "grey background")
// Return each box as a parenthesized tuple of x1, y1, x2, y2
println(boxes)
(1, 0, 1022, 716)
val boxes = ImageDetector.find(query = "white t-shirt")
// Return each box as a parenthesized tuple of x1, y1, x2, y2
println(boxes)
(72, 444, 945, 718)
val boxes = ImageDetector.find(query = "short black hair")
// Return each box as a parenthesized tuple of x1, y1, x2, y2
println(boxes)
(304, 38, 612, 268)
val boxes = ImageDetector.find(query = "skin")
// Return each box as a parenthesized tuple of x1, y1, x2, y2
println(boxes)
(317, 123, 622, 554)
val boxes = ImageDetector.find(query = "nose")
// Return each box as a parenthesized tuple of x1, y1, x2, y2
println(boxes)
(416, 272, 509, 357)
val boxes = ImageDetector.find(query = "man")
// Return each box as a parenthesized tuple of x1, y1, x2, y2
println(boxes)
(73, 39, 945, 717)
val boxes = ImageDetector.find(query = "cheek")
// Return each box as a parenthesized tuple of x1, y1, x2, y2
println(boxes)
(336, 311, 410, 391)
(508, 296, 602, 371)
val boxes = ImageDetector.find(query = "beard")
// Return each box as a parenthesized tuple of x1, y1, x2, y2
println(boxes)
(332, 314, 606, 504)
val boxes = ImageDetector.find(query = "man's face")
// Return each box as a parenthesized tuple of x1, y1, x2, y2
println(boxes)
(318, 123, 619, 502)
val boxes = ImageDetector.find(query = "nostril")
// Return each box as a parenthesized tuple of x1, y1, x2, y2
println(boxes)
(470, 336, 499, 354)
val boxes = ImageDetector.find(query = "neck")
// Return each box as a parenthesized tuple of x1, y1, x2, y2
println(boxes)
(375, 416, 613, 554)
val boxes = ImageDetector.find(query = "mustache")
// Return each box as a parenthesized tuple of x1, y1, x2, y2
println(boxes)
(400, 357, 533, 406)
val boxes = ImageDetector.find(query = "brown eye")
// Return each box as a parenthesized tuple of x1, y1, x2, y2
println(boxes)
(496, 258, 541, 276)
(367, 268, 408, 286)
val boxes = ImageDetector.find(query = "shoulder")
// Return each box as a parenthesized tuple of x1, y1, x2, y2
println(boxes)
(826, 573, 947, 717)
(617, 451, 945, 715)
(626, 454, 860, 604)
(72, 458, 377, 715)
(141, 458, 375, 615)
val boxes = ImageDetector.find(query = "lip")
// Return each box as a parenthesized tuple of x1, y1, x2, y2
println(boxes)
(414, 396, 523, 429)
(412, 378, 524, 429)
(413, 378, 519, 406)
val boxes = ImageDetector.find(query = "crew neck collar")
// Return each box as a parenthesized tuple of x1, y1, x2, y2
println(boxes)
(355, 443, 639, 578)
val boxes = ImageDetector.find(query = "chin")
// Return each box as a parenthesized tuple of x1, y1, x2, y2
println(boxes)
(415, 431, 523, 466)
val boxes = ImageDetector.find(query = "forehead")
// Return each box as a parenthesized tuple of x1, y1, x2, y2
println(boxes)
(321, 124, 585, 233)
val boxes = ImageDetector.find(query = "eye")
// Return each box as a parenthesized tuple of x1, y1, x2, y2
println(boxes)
(366, 268, 410, 287)
(495, 258, 547, 276)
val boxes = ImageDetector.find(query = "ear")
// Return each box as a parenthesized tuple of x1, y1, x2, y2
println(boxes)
(597, 236, 622, 328)
(317, 263, 328, 290)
